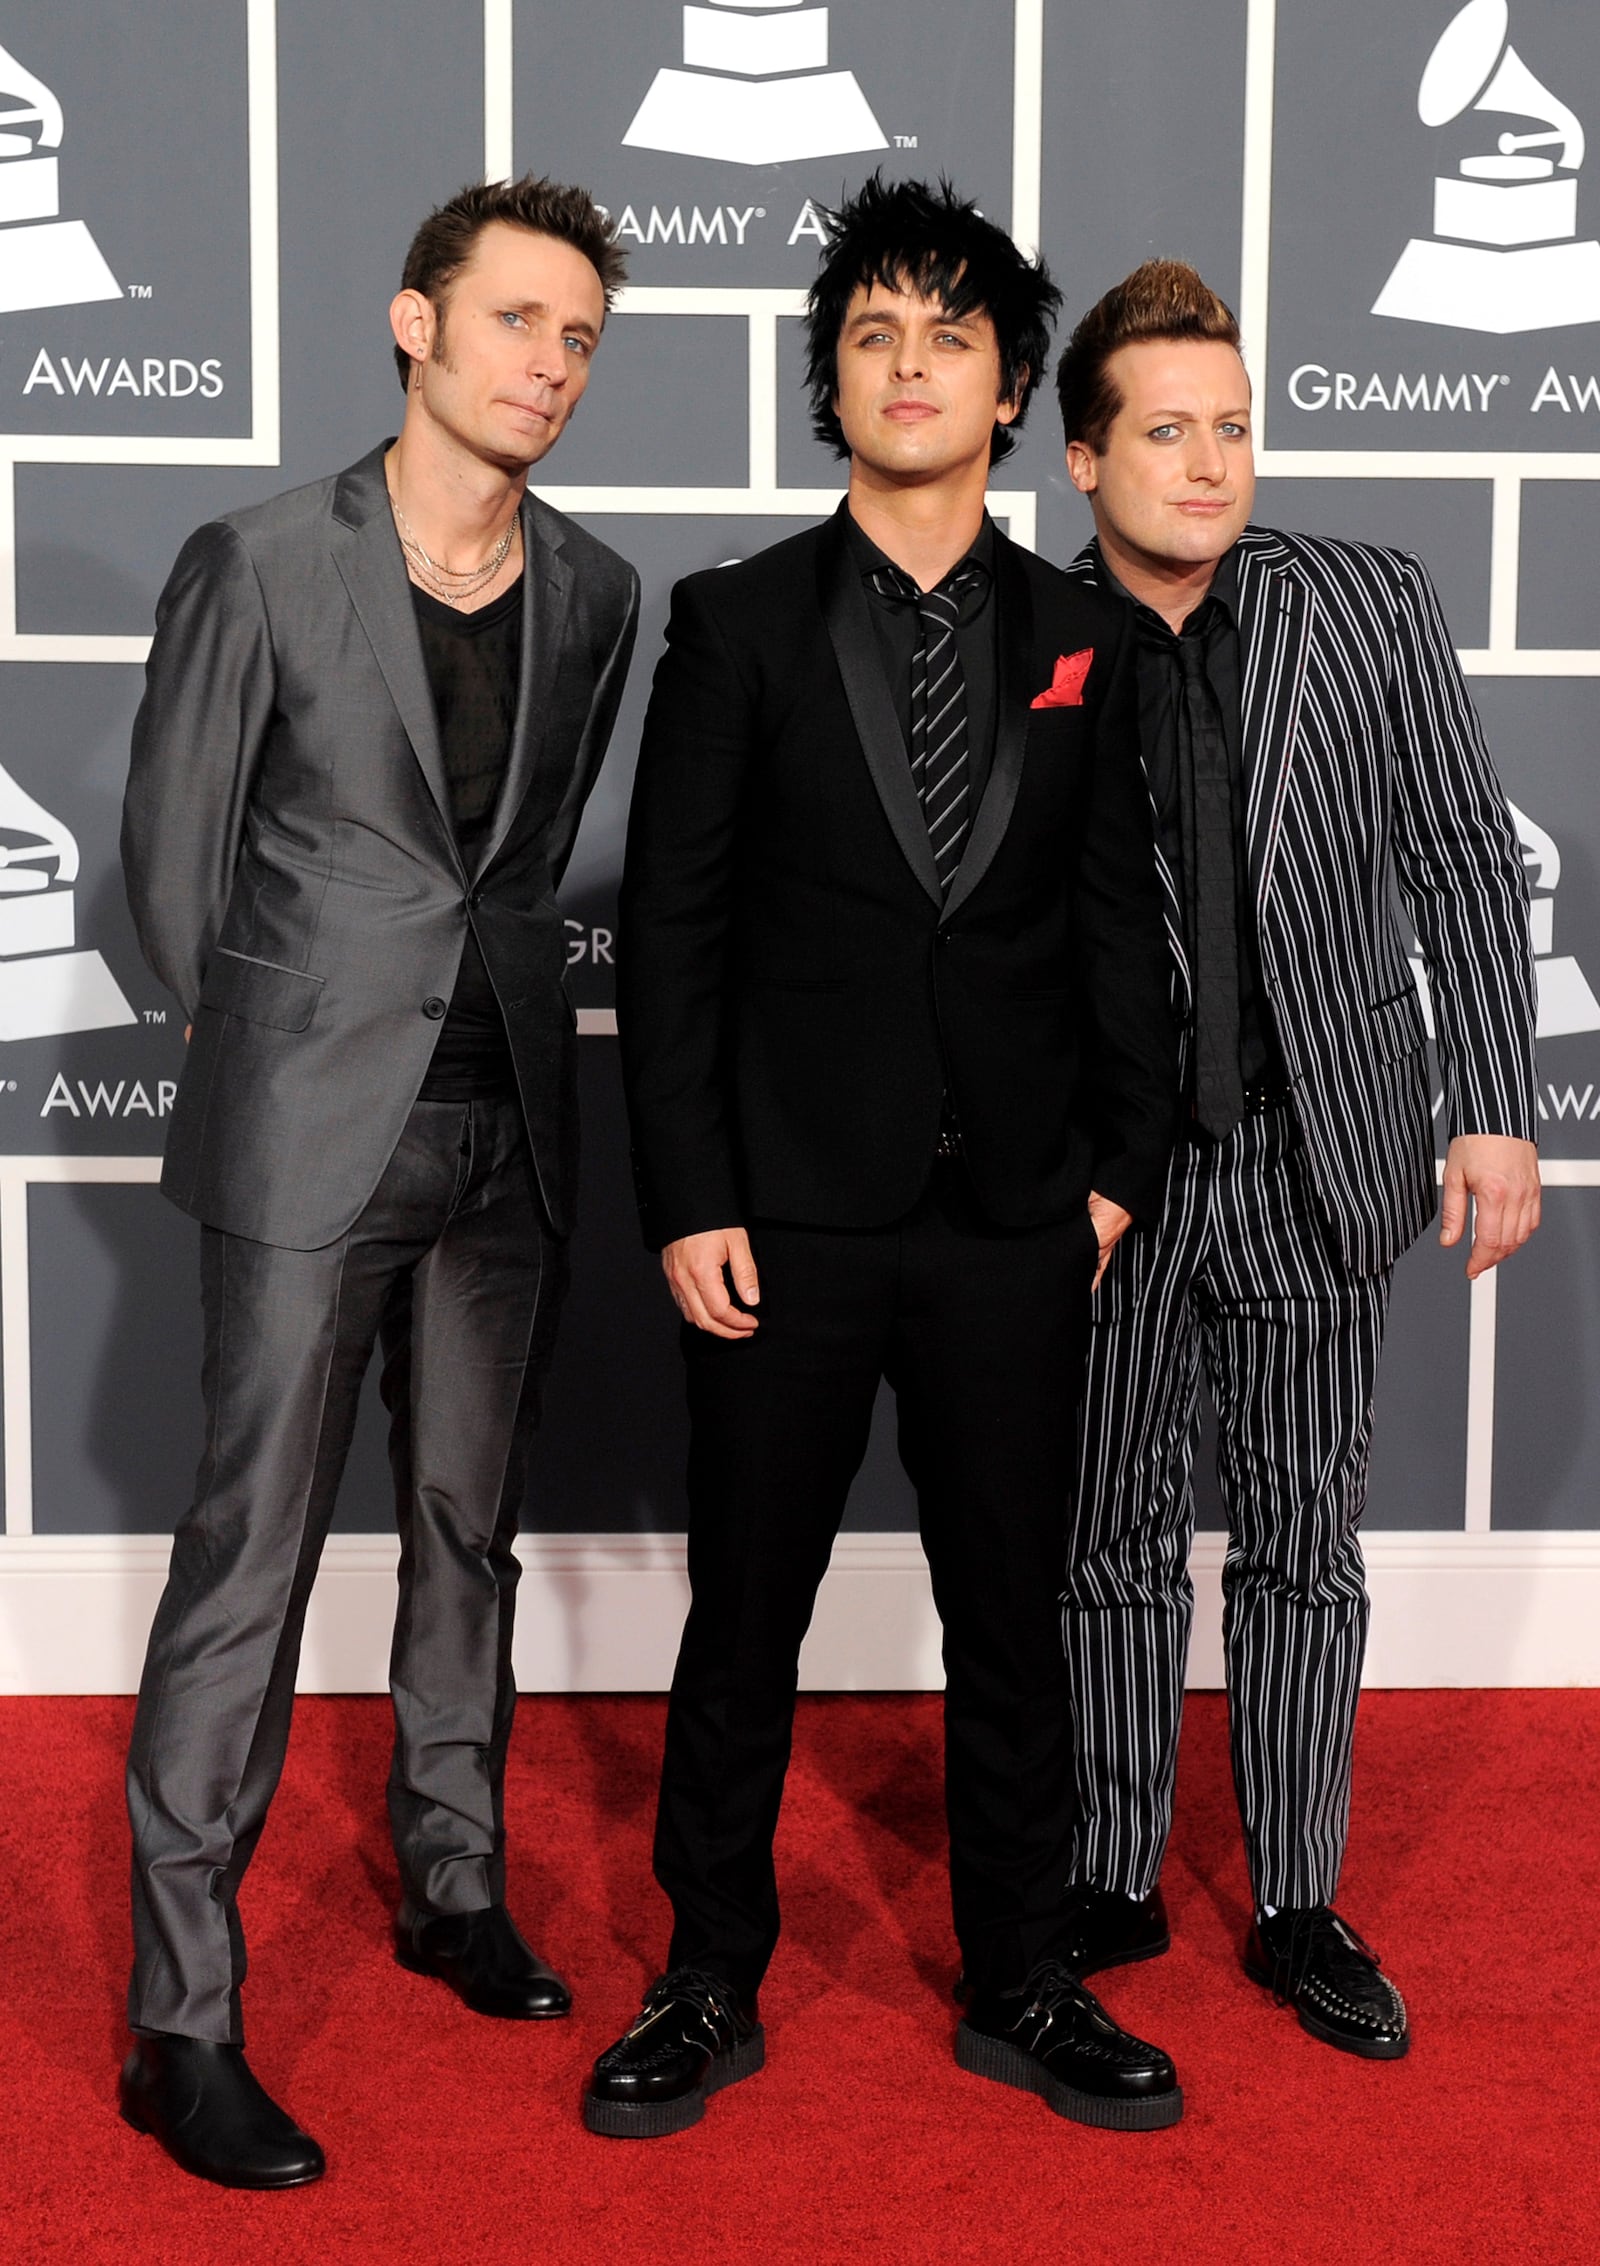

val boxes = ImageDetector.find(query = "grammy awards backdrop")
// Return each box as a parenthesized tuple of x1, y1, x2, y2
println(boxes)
(1, 0, 1597, 1693)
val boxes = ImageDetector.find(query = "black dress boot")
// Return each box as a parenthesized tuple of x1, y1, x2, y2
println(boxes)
(118, 2034, 325, 2189)
(395, 1901, 572, 2019)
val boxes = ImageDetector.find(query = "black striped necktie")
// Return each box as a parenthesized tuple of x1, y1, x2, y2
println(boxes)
(873, 561, 984, 891)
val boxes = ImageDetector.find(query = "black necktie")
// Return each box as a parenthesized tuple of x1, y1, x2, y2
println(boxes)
(873, 562, 983, 891)
(1179, 627, 1245, 1141)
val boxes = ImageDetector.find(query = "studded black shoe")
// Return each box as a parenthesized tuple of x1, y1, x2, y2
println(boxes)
(584, 1968, 764, 2138)
(957, 1959, 1183, 2131)
(1244, 1905, 1409, 2060)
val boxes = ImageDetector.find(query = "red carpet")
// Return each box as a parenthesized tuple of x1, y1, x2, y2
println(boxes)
(2, 1691, 1595, 2265)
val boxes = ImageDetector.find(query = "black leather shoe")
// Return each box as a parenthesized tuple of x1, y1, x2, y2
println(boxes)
(118, 2035, 325, 2190)
(957, 1959, 1183, 2131)
(953, 1883, 1171, 2002)
(1244, 1905, 1409, 2060)
(1058, 1882, 1172, 1977)
(395, 1902, 572, 2019)
(584, 1968, 764, 2137)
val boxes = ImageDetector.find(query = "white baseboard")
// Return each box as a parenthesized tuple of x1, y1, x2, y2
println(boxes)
(1, 1530, 1598, 1694)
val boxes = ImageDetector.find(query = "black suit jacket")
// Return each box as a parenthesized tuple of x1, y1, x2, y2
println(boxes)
(122, 444, 639, 1249)
(618, 503, 1175, 1248)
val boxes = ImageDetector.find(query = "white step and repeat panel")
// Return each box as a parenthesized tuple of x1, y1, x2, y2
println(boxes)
(1, 0, 1596, 1691)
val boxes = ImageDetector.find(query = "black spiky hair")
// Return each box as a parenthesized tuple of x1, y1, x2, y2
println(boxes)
(802, 173, 1061, 465)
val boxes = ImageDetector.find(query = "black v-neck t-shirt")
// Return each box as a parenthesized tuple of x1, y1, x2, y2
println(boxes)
(413, 578, 522, 1102)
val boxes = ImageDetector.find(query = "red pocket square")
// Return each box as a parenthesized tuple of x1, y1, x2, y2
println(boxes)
(1031, 649, 1093, 709)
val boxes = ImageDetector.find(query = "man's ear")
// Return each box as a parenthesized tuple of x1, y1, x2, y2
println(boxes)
(389, 288, 434, 377)
(1065, 438, 1099, 496)
(995, 366, 1026, 428)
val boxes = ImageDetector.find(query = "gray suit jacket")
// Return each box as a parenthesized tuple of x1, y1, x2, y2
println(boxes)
(1068, 528, 1538, 1273)
(123, 443, 639, 1249)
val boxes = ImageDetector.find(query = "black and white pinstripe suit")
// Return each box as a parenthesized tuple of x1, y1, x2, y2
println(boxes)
(1060, 527, 1538, 1909)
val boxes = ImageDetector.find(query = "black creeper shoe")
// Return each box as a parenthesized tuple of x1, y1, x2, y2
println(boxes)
(584, 1968, 764, 2137)
(1244, 1905, 1409, 2060)
(957, 1959, 1183, 2131)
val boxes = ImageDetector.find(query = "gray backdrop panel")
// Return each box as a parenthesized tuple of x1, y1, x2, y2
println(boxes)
(0, 0, 1591, 1554)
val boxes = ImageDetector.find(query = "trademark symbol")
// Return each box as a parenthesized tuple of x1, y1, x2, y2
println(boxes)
(894, 134, 918, 149)
(143, 1008, 166, 1024)
(126, 283, 153, 300)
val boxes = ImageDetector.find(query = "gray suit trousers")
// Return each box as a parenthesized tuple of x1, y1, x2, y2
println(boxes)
(126, 1095, 566, 2043)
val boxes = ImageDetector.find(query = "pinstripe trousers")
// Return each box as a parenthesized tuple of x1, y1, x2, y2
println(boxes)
(1064, 1102, 1391, 1911)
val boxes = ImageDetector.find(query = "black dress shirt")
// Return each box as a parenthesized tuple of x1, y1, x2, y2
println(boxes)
(845, 510, 999, 807)
(1101, 545, 1285, 1097)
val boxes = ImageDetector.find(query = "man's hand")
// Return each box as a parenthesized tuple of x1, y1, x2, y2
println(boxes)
(663, 1227, 761, 1339)
(1086, 1190, 1133, 1292)
(1440, 1134, 1540, 1278)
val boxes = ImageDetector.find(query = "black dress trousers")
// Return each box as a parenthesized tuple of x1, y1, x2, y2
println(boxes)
(653, 1165, 1100, 2001)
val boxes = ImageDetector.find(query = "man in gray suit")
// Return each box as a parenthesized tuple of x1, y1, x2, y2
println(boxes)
(117, 176, 638, 2189)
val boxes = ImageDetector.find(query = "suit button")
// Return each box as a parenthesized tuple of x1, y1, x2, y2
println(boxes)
(422, 996, 447, 1020)
(467, 891, 481, 910)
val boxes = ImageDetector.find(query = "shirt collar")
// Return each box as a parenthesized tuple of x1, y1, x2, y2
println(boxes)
(1096, 537, 1240, 635)
(847, 506, 995, 593)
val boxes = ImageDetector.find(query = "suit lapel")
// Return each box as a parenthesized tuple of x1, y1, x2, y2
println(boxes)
(475, 494, 574, 877)
(1235, 533, 1314, 916)
(818, 507, 943, 909)
(329, 447, 460, 866)
(941, 530, 1032, 924)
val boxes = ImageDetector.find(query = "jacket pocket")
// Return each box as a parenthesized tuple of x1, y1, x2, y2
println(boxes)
(202, 947, 325, 1033)
(1367, 986, 1426, 1067)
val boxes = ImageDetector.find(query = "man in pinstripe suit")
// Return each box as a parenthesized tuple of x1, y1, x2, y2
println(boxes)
(1052, 261, 1540, 2062)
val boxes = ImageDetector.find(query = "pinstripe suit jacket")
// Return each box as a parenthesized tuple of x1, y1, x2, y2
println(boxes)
(1066, 528, 1537, 1275)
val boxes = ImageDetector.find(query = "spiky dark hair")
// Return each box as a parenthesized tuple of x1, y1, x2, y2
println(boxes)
(802, 174, 1061, 465)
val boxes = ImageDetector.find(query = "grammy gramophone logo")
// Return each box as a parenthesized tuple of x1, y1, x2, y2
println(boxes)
(0, 760, 135, 1043)
(0, 37, 120, 315)
(1410, 801, 1600, 1044)
(624, 0, 888, 168)
(1511, 803, 1600, 1041)
(1374, 0, 1600, 333)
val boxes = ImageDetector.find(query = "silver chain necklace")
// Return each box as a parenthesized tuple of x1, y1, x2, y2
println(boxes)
(387, 489, 518, 604)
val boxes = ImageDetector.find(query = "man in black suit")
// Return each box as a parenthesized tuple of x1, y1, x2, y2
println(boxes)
(585, 179, 1178, 2140)
(1054, 261, 1539, 2061)
(118, 178, 638, 2187)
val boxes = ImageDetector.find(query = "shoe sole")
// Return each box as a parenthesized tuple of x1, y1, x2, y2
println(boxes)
(954, 2023, 1183, 2131)
(1242, 1956, 1411, 2061)
(119, 2102, 325, 2190)
(583, 2025, 767, 2139)
(394, 1945, 571, 2019)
